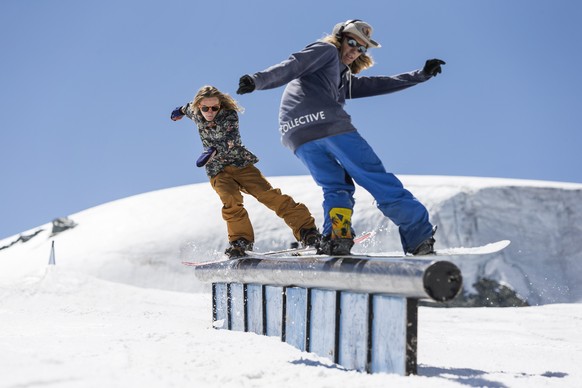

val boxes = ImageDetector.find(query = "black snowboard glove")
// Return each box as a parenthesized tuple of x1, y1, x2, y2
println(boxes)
(237, 75, 255, 95)
(423, 59, 446, 77)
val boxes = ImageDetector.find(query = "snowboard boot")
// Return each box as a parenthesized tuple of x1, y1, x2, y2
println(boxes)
(300, 228, 321, 247)
(317, 208, 354, 255)
(329, 207, 354, 240)
(225, 238, 254, 259)
(317, 234, 354, 256)
(409, 225, 437, 256)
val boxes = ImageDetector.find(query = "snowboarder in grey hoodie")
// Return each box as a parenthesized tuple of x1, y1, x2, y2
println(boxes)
(237, 19, 445, 256)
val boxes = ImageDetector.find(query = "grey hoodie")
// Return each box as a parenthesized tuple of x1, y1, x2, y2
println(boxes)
(250, 41, 432, 152)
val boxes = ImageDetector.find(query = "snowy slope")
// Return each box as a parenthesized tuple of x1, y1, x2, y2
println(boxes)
(2, 175, 581, 304)
(1, 266, 579, 387)
(1, 175, 582, 387)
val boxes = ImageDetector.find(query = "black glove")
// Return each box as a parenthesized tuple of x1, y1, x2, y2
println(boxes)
(171, 106, 185, 121)
(423, 59, 446, 77)
(237, 75, 255, 95)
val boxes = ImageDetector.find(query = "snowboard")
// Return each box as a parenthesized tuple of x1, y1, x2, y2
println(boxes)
(182, 239, 510, 267)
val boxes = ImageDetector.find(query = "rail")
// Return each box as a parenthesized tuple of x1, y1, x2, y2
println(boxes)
(193, 254, 463, 375)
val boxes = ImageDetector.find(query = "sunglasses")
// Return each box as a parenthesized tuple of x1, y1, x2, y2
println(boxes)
(200, 105, 220, 112)
(346, 38, 367, 54)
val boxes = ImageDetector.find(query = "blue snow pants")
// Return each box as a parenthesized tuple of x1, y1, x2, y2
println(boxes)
(294, 131, 434, 253)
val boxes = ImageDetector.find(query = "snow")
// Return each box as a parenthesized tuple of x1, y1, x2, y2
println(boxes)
(1, 175, 582, 387)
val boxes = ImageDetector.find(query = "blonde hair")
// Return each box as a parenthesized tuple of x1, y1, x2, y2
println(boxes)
(322, 34, 374, 74)
(190, 85, 244, 115)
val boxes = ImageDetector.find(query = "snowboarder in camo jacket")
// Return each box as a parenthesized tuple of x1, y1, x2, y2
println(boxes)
(171, 85, 319, 258)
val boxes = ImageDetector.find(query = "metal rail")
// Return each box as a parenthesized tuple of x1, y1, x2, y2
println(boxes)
(194, 255, 462, 302)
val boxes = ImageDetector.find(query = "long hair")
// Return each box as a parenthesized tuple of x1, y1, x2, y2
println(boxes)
(190, 85, 244, 115)
(321, 35, 374, 74)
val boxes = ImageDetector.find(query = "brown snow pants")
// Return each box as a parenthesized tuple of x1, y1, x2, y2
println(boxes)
(210, 164, 316, 243)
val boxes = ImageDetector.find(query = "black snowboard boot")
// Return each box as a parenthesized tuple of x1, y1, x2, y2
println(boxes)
(317, 234, 354, 256)
(409, 226, 437, 255)
(225, 238, 253, 258)
(315, 207, 355, 255)
(300, 228, 321, 247)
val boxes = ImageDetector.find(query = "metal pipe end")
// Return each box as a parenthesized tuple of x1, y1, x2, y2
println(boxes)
(423, 261, 463, 302)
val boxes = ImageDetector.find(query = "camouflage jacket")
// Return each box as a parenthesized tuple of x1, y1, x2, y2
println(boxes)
(182, 106, 259, 178)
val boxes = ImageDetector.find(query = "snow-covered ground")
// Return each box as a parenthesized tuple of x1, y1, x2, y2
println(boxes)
(1, 175, 582, 387)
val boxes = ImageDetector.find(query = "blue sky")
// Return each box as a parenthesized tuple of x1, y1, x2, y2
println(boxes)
(1, 0, 581, 239)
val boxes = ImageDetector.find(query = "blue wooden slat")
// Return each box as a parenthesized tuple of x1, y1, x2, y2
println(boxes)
(229, 283, 246, 332)
(309, 289, 337, 361)
(370, 295, 408, 374)
(214, 283, 229, 330)
(265, 286, 284, 338)
(246, 284, 264, 335)
(338, 291, 369, 372)
(285, 287, 307, 351)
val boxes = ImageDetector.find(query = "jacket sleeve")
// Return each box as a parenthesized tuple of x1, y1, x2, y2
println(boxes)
(348, 69, 432, 99)
(251, 42, 338, 90)
(222, 111, 243, 147)
(183, 103, 197, 121)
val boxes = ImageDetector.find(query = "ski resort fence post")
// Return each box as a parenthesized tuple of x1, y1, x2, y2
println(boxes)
(195, 256, 462, 375)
